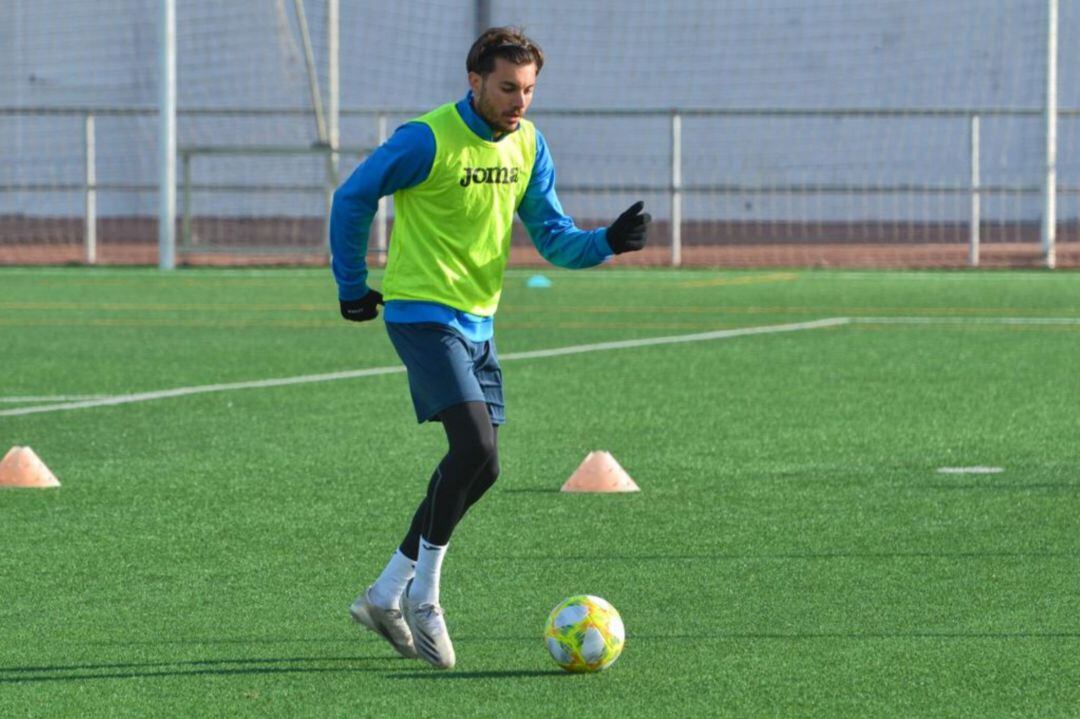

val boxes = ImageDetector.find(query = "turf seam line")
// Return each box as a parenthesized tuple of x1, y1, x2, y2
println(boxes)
(0, 317, 848, 418)
(851, 316, 1080, 326)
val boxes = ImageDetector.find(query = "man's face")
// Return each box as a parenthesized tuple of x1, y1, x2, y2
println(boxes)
(469, 57, 537, 135)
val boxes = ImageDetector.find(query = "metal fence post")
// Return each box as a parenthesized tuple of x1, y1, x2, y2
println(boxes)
(969, 114, 980, 267)
(670, 110, 682, 267)
(326, 0, 340, 255)
(376, 112, 389, 267)
(158, 0, 177, 270)
(1042, 0, 1058, 269)
(84, 112, 97, 264)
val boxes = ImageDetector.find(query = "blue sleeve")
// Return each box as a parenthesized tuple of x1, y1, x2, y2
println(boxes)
(517, 129, 615, 269)
(330, 122, 435, 301)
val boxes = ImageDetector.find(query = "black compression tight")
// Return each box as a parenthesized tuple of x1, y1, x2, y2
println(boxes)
(399, 402, 500, 559)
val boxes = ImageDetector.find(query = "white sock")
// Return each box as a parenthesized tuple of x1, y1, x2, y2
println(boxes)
(408, 538, 448, 605)
(368, 550, 416, 610)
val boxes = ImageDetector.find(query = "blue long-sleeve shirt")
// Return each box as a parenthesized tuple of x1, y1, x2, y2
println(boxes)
(330, 91, 613, 341)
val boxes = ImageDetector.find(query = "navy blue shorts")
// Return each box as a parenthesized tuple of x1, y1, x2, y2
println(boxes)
(385, 322, 505, 425)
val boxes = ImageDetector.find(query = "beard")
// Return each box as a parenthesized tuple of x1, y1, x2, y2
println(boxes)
(476, 88, 519, 134)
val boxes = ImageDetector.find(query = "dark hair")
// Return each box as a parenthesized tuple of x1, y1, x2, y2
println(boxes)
(466, 27, 544, 76)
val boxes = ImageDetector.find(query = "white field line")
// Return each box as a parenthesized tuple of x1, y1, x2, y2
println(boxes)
(0, 317, 849, 418)
(937, 466, 1004, 474)
(499, 317, 849, 361)
(0, 395, 112, 403)
(0, 366, 406, 418)
(851, 316, 1080, 326)
(804, 271, 1070, 282)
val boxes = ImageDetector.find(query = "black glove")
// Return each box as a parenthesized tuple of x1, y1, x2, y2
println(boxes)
(339, 289, 383, 322)
(606, 201, 651, 254)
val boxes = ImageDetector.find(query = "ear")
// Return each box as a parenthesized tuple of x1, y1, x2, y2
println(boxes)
(468, 71, 483, 96)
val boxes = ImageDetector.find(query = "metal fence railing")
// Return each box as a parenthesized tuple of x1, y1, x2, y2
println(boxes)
(3, 105, 1080, 267)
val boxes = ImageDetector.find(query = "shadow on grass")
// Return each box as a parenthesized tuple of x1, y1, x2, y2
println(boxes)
(411, 631, 1080, 643)
(6, 630, 1078, 685)
(628, 631, 1080, 640)
(72, 636, 356, 647)
(467, 551, 1079, 561)
(385, 669, 568, 680)
(0, 654, 399, 684)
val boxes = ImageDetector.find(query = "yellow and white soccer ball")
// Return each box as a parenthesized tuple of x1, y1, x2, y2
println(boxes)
(543, 595, 625, 673)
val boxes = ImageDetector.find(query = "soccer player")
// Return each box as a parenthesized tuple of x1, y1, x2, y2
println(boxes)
(330, 26, 649, 669)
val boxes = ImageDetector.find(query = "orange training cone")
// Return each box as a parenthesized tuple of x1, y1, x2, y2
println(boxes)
(560, 451, 640, 493)
(0, 446, 61, 488)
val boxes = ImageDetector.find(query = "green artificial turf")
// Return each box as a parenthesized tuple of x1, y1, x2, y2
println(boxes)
(1, 266, 1079, 717)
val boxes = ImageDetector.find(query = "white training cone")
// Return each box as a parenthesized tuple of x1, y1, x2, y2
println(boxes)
(0, 446, 61, 488)
(560, 451, 640, 493)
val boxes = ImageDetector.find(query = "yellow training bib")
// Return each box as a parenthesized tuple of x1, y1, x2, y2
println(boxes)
(382, 102, 536, 316)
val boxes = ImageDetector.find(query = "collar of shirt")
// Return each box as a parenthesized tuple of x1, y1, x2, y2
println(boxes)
(456, 90, 516, 143)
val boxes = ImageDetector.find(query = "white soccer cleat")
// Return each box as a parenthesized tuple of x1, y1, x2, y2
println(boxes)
(403, 585, 456, 670)
(349, 587, 417, 659)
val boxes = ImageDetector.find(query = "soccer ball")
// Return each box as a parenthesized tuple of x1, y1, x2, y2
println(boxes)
(544, 595, 625, 673)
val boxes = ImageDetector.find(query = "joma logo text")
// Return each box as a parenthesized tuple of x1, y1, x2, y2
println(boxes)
(460, 166, 521, 187)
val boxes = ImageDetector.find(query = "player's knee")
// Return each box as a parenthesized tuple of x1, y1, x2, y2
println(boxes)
(477, 452, 500, 489)
(448, 428, 497, 479)
(475, 430, 497, 466)
(467, 434, 498, 482)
